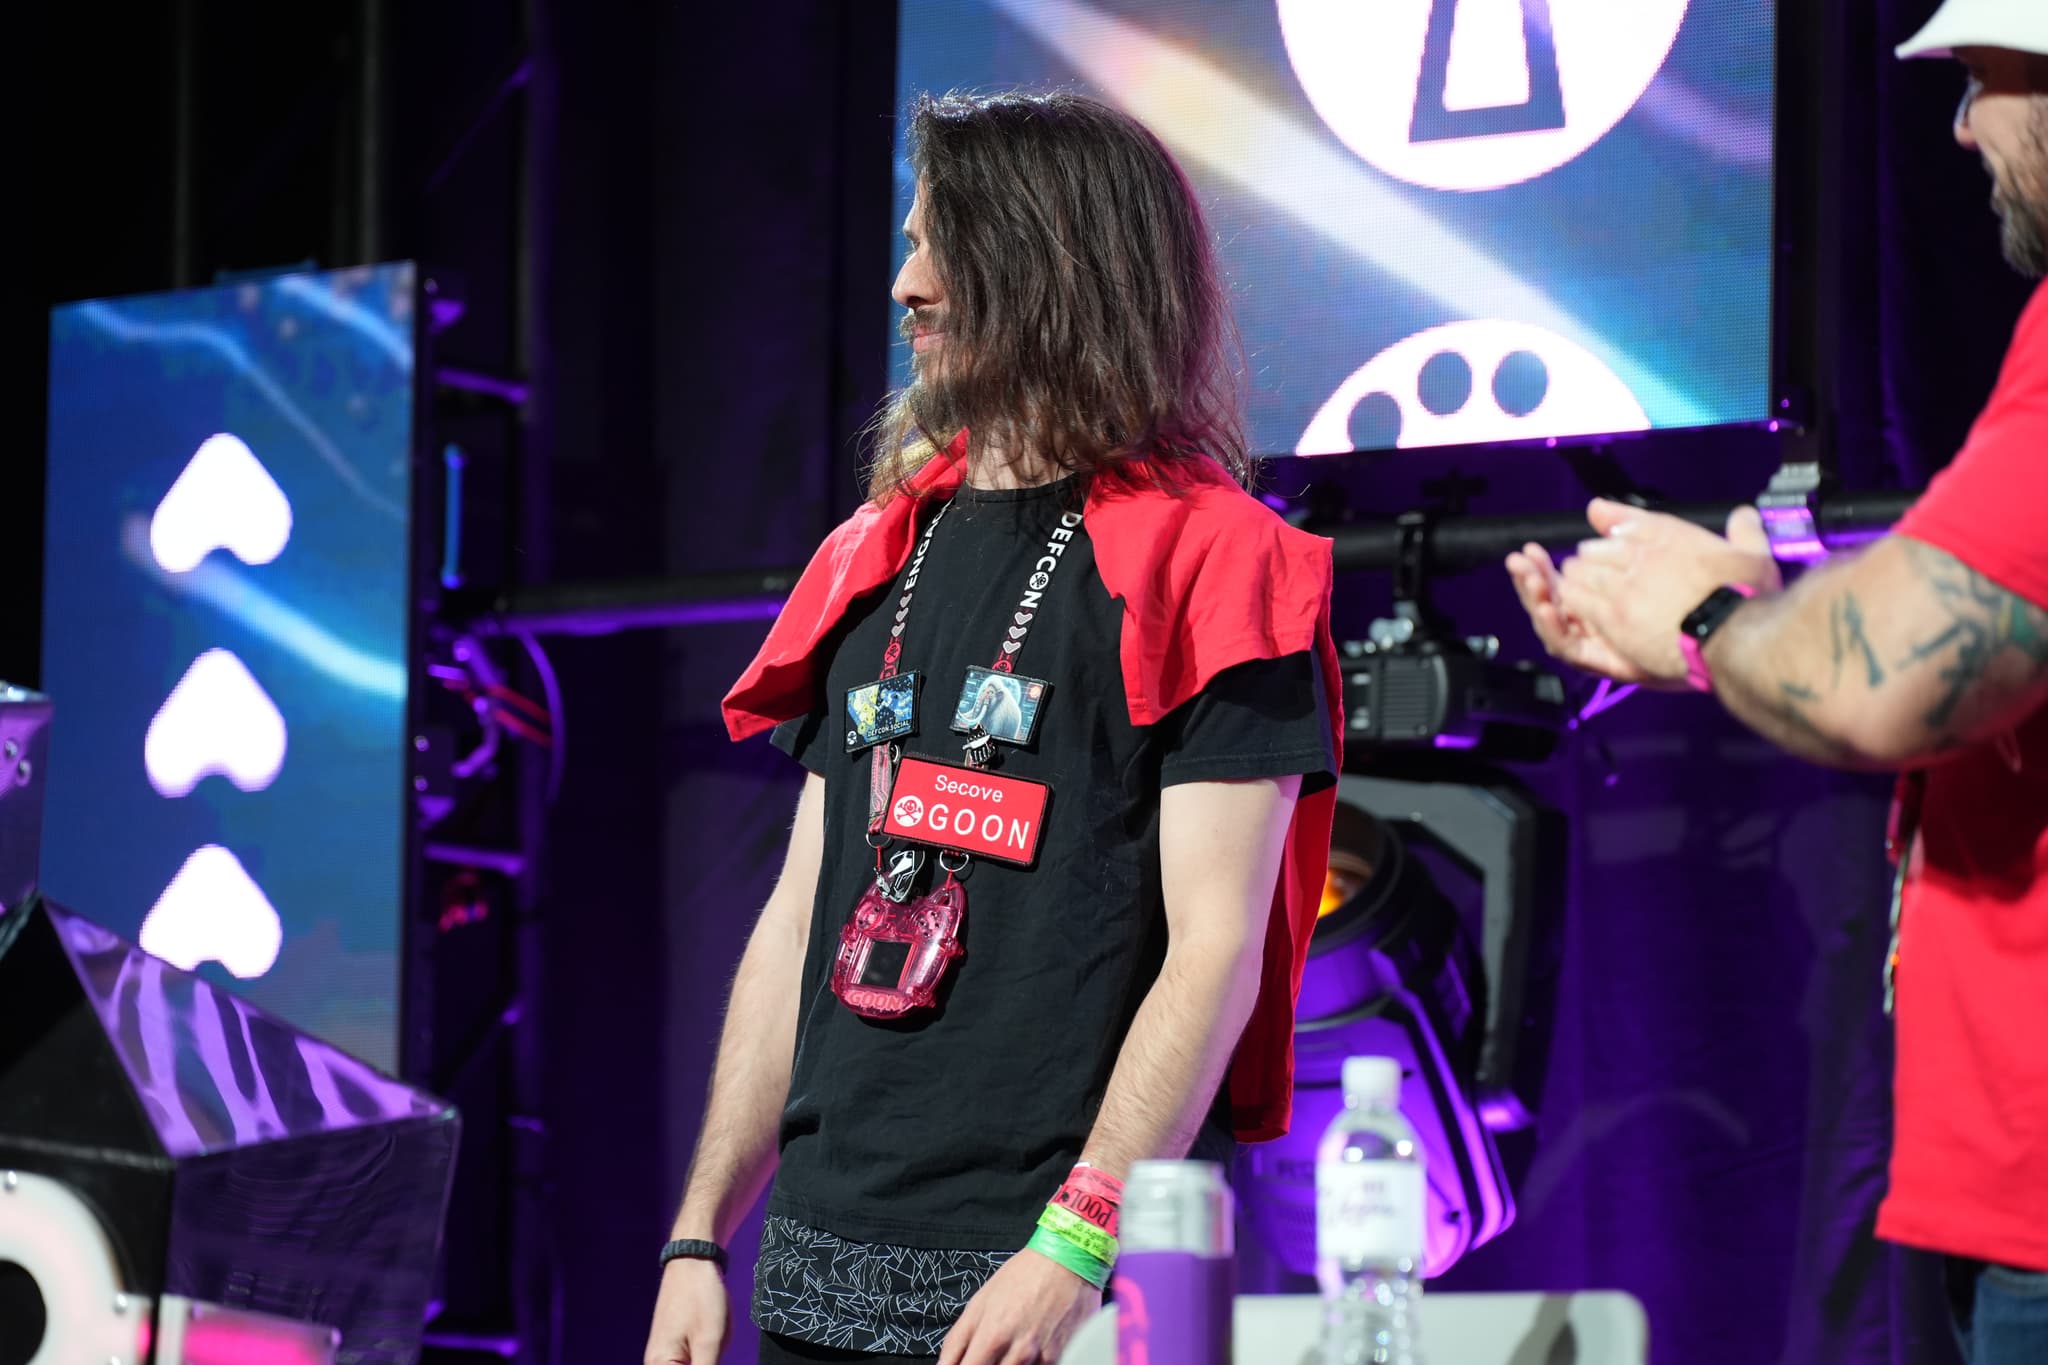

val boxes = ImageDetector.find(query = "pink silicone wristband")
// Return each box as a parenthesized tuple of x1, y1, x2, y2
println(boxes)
(1680, 582, 1757, 692)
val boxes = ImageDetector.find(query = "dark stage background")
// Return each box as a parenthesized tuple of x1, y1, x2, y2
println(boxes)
(11, 3, 2036, 1363)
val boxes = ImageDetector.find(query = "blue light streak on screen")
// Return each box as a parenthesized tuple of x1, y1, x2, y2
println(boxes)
(42, 263, 415, 1072)
(893, 0, 1776, 455)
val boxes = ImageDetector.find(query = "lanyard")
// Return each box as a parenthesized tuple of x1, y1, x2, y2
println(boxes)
(865, 494, 1080, 832)
(1882, 770, 1927, 1017)
(877, 497, 953, 682)
(876, 496, 1074, 677)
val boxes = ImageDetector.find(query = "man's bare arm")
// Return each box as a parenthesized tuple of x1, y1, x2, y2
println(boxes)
(669, 771, 825, 1242)
(934, 774, 1303, 1365)
(1704, 534, 2048, 769)
(646, 773, 824, 1365)
(1078, 774, 1301, 1176)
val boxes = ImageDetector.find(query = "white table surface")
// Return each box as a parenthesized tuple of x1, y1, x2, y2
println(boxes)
(1062, 1289, 1650, 1364)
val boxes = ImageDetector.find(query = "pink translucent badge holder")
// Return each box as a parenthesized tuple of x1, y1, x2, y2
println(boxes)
(832, 842, 968, 1019)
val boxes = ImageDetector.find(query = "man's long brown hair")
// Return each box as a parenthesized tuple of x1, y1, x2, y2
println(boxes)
(866, 90, 1249, 501)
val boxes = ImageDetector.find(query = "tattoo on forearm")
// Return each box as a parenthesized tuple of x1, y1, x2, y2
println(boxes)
(1828, 595, 1886, 690)
(1763, 682, 1857, 763)
(1891, 542, 2048, 732)
(1740, 541, 2047, 766)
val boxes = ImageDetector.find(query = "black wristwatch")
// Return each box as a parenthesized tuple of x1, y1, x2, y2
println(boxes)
(660, 1238, 729, 1273)
(1677, 583, 1757, 692)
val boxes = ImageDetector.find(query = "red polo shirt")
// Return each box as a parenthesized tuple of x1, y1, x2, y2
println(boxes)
(1879, 282, 2048, 1272)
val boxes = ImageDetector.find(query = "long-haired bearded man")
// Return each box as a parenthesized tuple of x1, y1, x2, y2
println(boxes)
(644, 91, 1342, 1365)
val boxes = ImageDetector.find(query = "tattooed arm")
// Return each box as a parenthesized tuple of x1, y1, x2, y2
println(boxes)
(1701, 534, 2048, 770)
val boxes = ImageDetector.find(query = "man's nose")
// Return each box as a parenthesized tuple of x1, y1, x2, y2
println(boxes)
(893, 267, 933, 311)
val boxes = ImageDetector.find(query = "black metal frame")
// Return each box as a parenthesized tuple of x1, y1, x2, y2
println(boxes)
(460, 484, 1918, 642)
(401, 269, 450, 1088)
(1771, 0, 1853, 472)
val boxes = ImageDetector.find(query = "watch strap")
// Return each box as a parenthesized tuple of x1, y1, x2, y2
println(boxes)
(1678, 583, 1757, 692)
(660, 1238, 729, 1273)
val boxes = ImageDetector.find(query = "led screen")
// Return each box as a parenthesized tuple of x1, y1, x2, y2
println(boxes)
(42, 263, 416, 1071)
(895, 0, 1776, 454)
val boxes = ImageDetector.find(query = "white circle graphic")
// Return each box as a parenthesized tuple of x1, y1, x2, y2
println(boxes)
(892, 795, 925, 829)
(1277, 0, 1690, 191)
(1297, 319, 1649, 454)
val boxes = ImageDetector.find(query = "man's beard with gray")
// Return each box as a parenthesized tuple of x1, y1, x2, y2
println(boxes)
(1993, 103, 2048, 278)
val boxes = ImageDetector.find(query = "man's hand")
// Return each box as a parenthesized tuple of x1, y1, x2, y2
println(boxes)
(1551, 499, 1782, 685)
(643, 1259, 729, 1365)
(1505, 538, 1656, 684)
(937, 1247, 1104, 1365)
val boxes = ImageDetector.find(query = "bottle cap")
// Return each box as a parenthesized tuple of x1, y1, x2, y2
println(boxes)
(1342, 1056, 1403, 1105)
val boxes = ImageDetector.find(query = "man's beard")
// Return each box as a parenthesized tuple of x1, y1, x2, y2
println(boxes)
(1992, 107, 2048, 278)
(899, 305, 966, 434)
(906, 358, 965, 438)
(1993, 177, 2048, 277)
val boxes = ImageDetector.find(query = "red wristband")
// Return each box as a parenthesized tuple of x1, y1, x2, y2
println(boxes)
(1053, 1165, 1124, 1236)
(1065, 1165, 1124, 1200)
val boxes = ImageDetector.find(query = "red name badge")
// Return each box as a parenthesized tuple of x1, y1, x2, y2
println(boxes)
(882, 756, 1050, 866)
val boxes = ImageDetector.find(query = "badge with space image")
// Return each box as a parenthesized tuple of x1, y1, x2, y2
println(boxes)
(845, 672, 920, 753)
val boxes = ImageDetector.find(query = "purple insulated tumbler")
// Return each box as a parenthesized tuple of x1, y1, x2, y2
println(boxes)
(1113, 1159, 1234, 1365)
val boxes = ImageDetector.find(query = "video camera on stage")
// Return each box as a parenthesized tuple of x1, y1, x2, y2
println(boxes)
(1337, 511, 1570, 761)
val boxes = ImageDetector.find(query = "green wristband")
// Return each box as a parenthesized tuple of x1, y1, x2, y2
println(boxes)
(1037, 1202, 1120, 1265)
(1025, 1225, 1113, 1291)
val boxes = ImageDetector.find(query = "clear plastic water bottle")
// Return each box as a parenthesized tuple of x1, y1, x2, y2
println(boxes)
(1315, 1056, 1425, 1365)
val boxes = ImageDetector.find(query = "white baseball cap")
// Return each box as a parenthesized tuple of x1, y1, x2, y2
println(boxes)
(1897, 0, 2048, 60)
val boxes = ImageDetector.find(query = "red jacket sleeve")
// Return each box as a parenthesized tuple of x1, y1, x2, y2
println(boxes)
(1089, 460, 1343, 1142)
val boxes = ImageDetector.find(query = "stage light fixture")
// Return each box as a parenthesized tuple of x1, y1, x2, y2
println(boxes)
(1338, 636, 1569, 758)
(1239, 770, 1557, 1278)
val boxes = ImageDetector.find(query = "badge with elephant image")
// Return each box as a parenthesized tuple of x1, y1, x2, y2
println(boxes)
(949, 666, 1049, 748)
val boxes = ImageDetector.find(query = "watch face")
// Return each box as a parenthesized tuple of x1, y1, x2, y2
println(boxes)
(1682, 586, 1750, 641)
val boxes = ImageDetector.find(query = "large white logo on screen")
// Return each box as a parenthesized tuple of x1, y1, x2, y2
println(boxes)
(145, 648, 288, 797)
(1297, 319, 1648, 454)
(140, 844, 284, 979)
(149, 431, 294, 573)
(1277, 0, 1690, 191)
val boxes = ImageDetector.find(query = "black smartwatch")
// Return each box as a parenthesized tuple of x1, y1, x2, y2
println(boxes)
(659, 1238, 729, 1273)
(1678, 583, 1757, 692)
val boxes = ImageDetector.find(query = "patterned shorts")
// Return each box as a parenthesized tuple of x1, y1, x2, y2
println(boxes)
(751, 1213, 1014, 1354)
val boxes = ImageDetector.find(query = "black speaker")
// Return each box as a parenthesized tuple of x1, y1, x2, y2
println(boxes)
(0, 895, 459, 1364)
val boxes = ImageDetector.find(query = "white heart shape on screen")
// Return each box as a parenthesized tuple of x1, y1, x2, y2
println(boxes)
(149, 432, 294, 574)
(145, 648, 288, 797)
(139, 844, 283, 979)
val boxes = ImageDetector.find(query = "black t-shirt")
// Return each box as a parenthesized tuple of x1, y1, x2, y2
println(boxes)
(769, 475, 1333, 1249)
